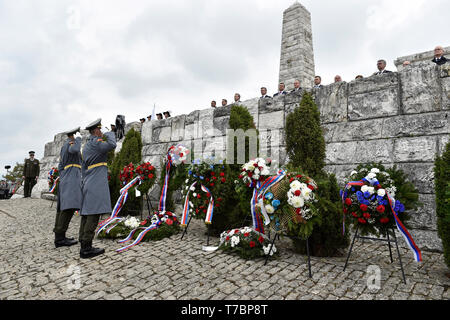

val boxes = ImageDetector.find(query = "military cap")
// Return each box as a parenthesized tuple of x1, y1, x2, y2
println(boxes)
(64, 126, 80, 136)
(29, 151, 35, 155)
(140, 118, 145, 121)
(156, 113, 163, 116)
(85, 118, 102, 131)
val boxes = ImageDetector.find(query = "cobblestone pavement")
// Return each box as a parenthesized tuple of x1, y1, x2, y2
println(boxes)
(0, 198, 449, 300)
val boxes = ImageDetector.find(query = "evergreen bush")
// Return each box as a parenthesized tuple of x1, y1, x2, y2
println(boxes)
(434, 140, 450, 268)
(109, 128, 143, 216)
(285, 92, 349, 256)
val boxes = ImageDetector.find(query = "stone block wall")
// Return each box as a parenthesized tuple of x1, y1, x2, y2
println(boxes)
(36, 62, 449, 252)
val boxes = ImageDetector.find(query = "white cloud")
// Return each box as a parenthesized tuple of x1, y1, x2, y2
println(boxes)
(0, 0, 449, 177)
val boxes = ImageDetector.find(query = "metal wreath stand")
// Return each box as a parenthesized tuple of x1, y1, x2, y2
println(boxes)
(343, 225, 407, 284)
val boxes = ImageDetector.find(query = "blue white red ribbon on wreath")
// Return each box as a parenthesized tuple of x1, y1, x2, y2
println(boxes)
(256, 170, 286, 226)
(250, 181, 265, 234)
(96, 176, 142, 235)
(115, 220, 161, 253)
(200, 184, 214, 224)
(49, 177, 59, 193)
(158, 148, 174, 212)
(341, 178, 422, 262)
(181, 181, 197, 226)
(181, 181, 215, 226)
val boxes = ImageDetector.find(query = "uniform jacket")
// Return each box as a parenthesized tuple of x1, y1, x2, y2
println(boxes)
(80, 132, 116, 215)
(23, 158, 40, 178)
(57, 137, 82, 211)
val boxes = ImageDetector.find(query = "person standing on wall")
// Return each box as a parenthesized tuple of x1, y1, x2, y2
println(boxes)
(22, 151, 40, 198)
(79, 119, 117, 259)
(53, 127, 82, 248)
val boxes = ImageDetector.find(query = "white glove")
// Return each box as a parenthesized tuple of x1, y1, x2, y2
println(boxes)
(74, 132, 82, 139)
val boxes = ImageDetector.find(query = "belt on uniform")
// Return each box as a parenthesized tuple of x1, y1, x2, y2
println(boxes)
(64, 164, 82, 170)
(87, 162, 108, 171)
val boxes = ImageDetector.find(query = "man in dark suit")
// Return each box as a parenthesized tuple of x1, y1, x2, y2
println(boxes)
(290, 79, 302, 94)
(273, 82, 288, 97)
(313, 76, 323, 89)
(432, 46, 447, 65)
(374, 60, 392, 75)
(260, 87, 271, 99)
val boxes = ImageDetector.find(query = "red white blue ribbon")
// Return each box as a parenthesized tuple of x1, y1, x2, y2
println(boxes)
(181, 181, 197, 226)
(49, 177, 59, 193)
(158, 149, 173, 212)
(200, 184, 214, 224)
(251, 181, 265, 233)
(181, 181, 214, 225)
(96, 176, 142, 235)
(256, 170, 286, 226)
(116, 221, 161, 253)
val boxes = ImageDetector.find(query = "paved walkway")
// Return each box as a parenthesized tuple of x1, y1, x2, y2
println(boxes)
(0, 198, 449, 300)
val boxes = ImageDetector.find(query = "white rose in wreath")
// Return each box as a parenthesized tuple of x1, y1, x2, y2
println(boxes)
(377, 189, 386, 197)
(265, 204, 275, 214)
(367, 172, 377, 179)
(370, 168, 380, 174)
(291, 196, 304, 208)
(290, 180, 301, 190)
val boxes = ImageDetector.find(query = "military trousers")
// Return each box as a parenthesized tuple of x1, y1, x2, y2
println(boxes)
(23, 177, 36, 197)
(53, 209, 75, 236)
(78, 214, 101, 243)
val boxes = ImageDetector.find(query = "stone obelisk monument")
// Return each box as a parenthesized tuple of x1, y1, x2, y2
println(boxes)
(278, 2, 315, 90)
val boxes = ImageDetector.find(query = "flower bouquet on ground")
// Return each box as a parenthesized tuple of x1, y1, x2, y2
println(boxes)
(218, 227, 279, 260)
(98, 212, 180, 243)
(257, 171, 320, 240)
(48, 167, 59, 193)
(341, 163, 420, 237)
(97, 216, 141, 239)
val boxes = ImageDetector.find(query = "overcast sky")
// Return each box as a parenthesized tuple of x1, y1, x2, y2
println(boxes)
(1, 0, 449, 178)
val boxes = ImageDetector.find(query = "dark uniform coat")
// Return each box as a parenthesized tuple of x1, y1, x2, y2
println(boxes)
(57, 137, 82, 212)
(23, 158, 40, 178)
(80, 132, 116, 215)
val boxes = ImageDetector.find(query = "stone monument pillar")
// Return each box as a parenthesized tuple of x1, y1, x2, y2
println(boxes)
(278, 1, 315, 90)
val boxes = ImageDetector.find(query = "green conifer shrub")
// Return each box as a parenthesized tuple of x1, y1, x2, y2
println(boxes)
(109, 128, 143, 216)
(285, 92, 349, 256)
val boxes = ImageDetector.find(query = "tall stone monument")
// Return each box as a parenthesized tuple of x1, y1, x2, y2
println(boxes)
(278, 1, 315, 90)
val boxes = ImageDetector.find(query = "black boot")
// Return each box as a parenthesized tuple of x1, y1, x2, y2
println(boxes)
(80, 241, 105, 259)
(54, 233, 78, 248)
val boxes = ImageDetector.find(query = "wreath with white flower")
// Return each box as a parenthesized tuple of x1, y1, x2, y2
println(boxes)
(341, 163, 420, 237)
(218, 227, 278, 260)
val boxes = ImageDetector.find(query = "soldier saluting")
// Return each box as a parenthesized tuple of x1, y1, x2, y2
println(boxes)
(53, 127, 82, 248)
(79, 119, 116, 259)
(22, 151, 40, 198)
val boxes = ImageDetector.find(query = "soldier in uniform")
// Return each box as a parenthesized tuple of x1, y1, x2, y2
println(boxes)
(79, 119, 117, 259)
(53, 127, 82, 248)
(22, 151, 40, 198)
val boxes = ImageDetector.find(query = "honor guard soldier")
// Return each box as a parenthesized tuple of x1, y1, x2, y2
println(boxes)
(79, 119, 116, 259)
(53, 127, 82, 248)
(22, 151, 40, 198)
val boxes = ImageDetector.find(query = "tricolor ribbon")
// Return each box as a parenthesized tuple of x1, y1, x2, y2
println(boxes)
(181, 181, 197, 226)
(116, 220, 161, 253)
(250, 181, 265, 233)
(158, 149, 173, 212)
(341, 177, 422, 262)
(49, 177, 59, 193)
(256, 170, 286, 226)
(200, 184, 214, 225)
(96, 176, 142, 235)
(181, 181, 215, 226)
